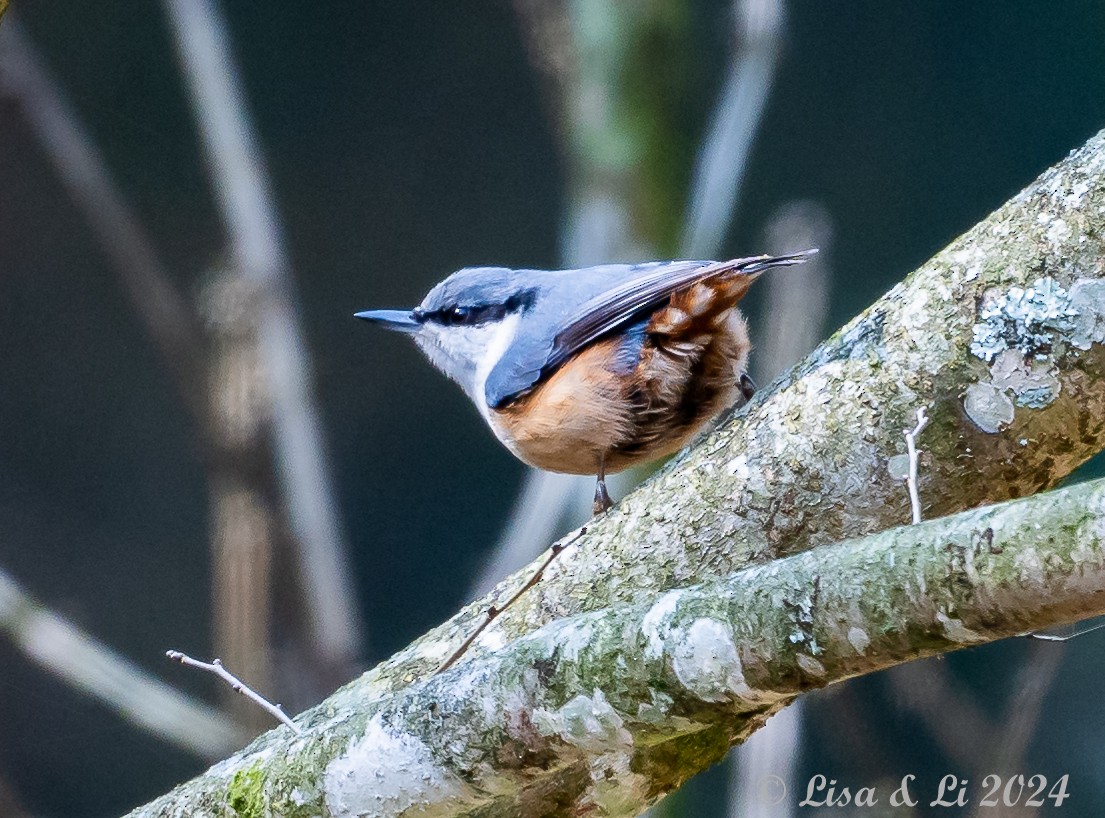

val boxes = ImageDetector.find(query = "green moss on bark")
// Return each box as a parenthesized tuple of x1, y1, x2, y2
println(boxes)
(228, 764, 266, 818)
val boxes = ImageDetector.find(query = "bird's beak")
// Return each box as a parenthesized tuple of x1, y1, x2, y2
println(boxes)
(354, 309, 422, 334)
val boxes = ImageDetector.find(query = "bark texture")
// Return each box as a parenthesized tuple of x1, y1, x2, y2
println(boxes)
(125, 129, 1105, 816)
(132, 478, 1105, 818)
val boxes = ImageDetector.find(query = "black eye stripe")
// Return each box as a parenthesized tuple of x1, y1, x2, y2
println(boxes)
(424, 289, 536, 327)
(429, 304, 505, 326)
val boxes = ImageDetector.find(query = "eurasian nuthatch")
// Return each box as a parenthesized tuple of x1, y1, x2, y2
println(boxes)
(356, 251, 815, 513)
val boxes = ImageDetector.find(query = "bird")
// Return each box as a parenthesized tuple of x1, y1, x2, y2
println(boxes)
(356, 251, 816, 514)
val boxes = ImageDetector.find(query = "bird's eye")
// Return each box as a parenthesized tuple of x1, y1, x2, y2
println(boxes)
(451, 305, 470, 324)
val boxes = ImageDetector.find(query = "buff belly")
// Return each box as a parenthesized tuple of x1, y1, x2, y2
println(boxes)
(489, 310, 749, 475)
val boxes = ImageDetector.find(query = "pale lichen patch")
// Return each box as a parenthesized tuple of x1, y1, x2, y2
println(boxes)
(725, 452, 750, 478)
(520, 612, 599, 662)
(886, 453, 911, 481)
(847, 627, 871, 654)
(951, 245, 986, 282)
(323, 715, 465, 818)
(532, 689, 632, 752)
(474, 628, 506, 653)
(970, 278, 1076, 363)
(989, 350, 1062, 409)
(640, 590, 684, 659)
(1046, 218, 1071, 251)
(1013, 547, 1047, 586)
(1068, 279, 1105, 350)
(936, 612, 985, 644)
(578, 750, 652, 818)
(963, 276, 1101, 424)
(411, 638, 454, 663)
(796, 654, 827, 677)
(669, 618, 751, 703)
(635, 690, 674, 723)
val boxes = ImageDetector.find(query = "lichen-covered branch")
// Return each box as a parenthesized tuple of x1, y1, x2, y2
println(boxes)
(124, 130, 1105, 815)
(129, 476, 1105, 817)
(369, 127, 1105, 697)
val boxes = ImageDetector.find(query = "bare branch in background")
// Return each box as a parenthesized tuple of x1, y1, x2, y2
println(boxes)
(474, 1, 656, 598)
(753, 201, 834, 381)
(888, 648, 996, 770)
(166, 651, 301, 735)
(0, 19, 208, 425)
(0, 568, 247, 758)
(988, 641, 1065, 773)
(511, 0, 573, 154)
(198, 268, 277, 728)
(728, 704, 802, 818)
(888, 634, 1067, 818)
(161, 0, 364, 679)
(681, 0, 784, 257)
(470, 472, 585, 597)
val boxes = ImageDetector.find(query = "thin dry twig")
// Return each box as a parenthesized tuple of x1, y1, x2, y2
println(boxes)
(167, 650, 301, 734)
(1028, 619, 1105, 641)
(439, 526, 588, 674)
(904, 408, 929, 524)
(470, 472, 590, 598)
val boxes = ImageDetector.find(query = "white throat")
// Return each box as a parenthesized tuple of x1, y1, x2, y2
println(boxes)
(471, 312, 522, 420)
(415, 312, 523, 421)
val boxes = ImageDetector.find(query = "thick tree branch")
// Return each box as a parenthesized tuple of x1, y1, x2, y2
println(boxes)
(124, 129, 1105, 816)
(130, 477, 1105, 817)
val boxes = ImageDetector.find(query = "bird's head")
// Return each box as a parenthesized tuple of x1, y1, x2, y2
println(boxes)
(356, 266, 538, 404)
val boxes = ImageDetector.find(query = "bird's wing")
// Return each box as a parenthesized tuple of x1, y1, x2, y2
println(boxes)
(484, 252, 814, 408)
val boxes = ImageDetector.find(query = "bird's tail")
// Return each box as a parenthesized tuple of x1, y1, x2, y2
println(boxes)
(714, 248, 819, 277)
(648, 249, 817, 338)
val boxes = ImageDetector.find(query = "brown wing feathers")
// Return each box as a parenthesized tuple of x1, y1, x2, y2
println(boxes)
(645, 260, 760, 341)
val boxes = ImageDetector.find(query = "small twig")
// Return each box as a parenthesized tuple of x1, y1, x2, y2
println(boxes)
(904, 408, 929, 524)
(438, 526, 588, 674)
(1028, 619, 1105, 641)
(167, 650, 302, 734)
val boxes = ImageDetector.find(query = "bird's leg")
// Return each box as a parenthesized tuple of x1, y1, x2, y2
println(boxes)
(739, 373, 758, 402)
(593, 455, 613, 515)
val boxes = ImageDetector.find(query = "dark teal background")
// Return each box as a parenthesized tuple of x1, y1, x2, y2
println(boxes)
(1, 2, 1104, 815)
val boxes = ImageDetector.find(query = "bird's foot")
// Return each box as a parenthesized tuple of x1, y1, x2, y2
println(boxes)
(739, 373, 758, 402)
(592, 478, 613, 516)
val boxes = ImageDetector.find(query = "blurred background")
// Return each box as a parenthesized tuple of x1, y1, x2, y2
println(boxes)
(1, 1, 1105, 816)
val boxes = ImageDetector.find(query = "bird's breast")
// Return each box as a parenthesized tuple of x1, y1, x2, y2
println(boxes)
(488, 308, 750, 475)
